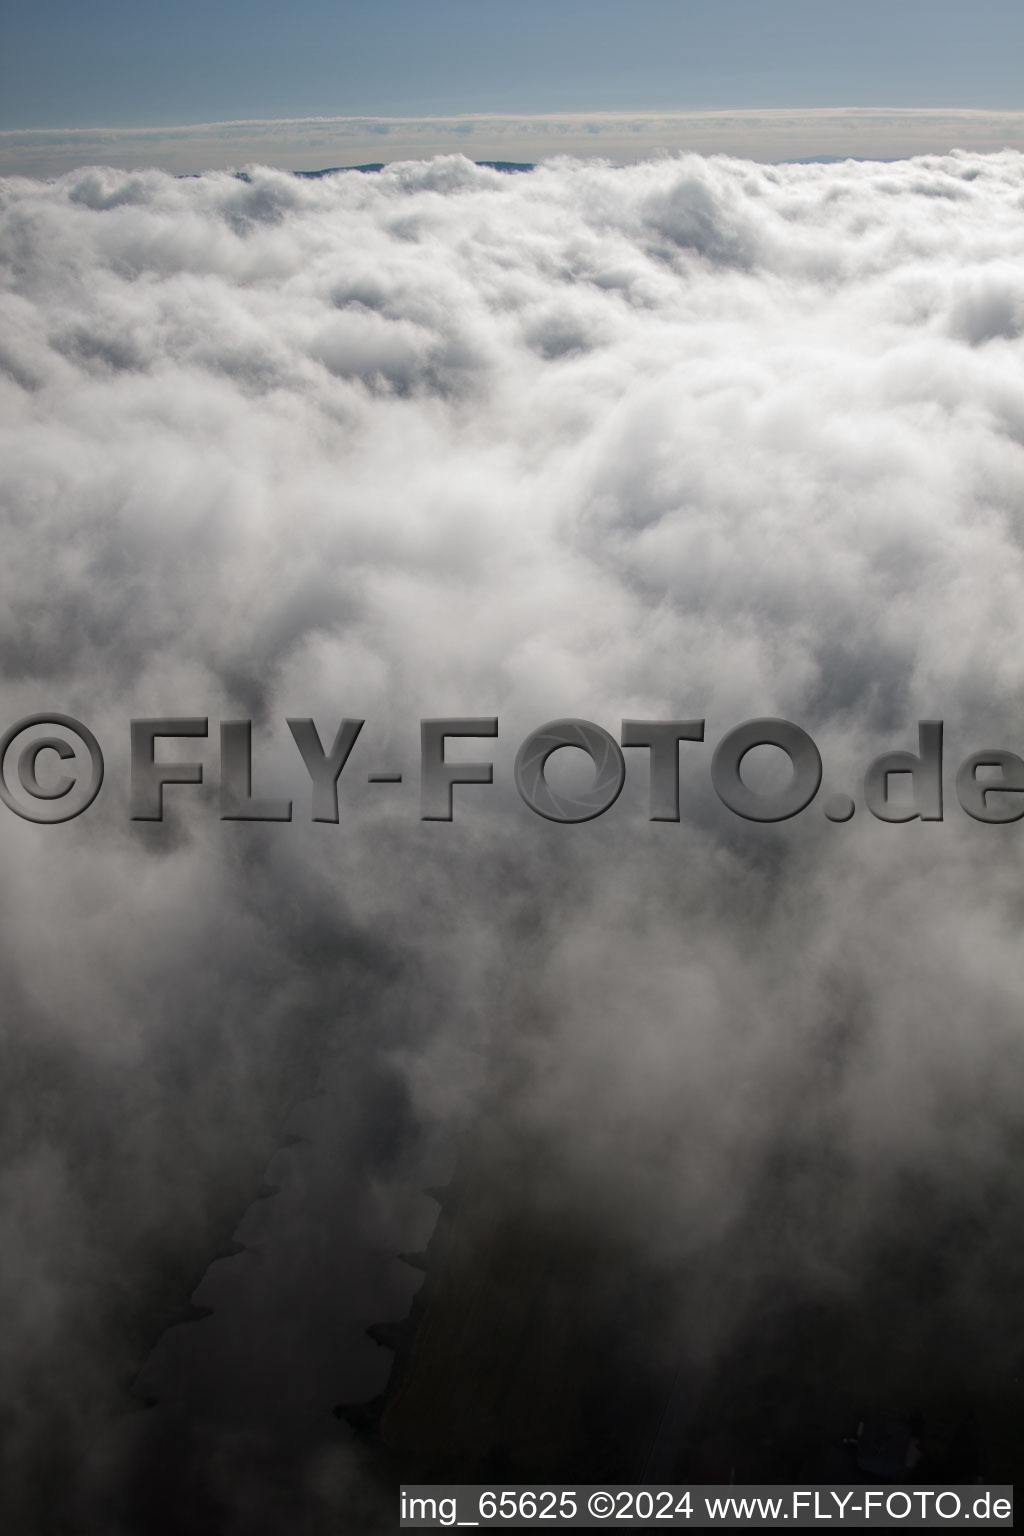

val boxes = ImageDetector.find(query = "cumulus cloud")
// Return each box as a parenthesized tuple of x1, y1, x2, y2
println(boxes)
(1, 150, 1024, 1524)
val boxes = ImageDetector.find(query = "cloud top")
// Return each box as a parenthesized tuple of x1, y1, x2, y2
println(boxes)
(2, 149, 1024, 1519)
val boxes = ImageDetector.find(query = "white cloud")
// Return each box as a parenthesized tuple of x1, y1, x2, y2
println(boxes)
(2, 149, 1024, 1517)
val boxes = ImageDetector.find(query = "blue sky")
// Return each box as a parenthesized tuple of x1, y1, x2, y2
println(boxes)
(2, 0, 1023, 130)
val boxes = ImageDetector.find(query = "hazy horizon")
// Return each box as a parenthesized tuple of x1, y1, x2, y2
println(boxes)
(5, 106, 1024, 179)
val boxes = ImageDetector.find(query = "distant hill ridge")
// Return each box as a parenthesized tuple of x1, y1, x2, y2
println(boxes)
(293, 161, 535, 177)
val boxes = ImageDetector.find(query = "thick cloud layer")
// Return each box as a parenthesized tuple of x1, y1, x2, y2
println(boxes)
(1, 150, 1024, 1524)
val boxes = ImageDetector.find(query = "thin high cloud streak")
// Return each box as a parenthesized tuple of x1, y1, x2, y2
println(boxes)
(1, 152, 1023, 1522)
(3, 109, 1024, 178)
